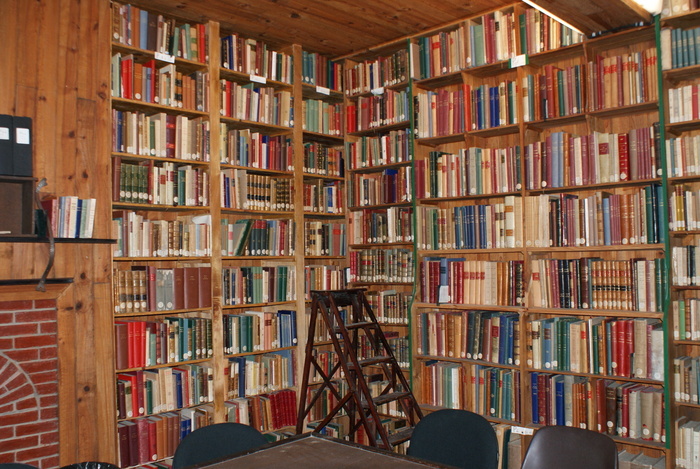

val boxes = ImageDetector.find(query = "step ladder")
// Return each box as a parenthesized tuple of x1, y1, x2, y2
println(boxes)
(296, 288, 423, 450)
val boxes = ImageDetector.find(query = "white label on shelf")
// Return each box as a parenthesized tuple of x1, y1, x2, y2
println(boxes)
(438, 285, 450, 303)
(316, 85, 330, 95)
(371, 87, 385, 96)
(511, 426, 534, 436)
(250, 74, 267, 84)
(16, 128, 30, 145)
(0, 127, 9, 140)
(154, 52, 175, 63)
(510, 54, 528, 68)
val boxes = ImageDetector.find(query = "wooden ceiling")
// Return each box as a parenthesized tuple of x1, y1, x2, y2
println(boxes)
(131, 0, 652, 58)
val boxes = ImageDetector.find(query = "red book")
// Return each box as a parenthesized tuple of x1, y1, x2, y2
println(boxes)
(183, 266, 200, 309)
(618, 133, 629, 181)
(115, 321, 129, 371)
(198, 266, 212, 308)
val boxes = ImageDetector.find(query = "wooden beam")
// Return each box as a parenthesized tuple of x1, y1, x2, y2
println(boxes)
(525, 0, 652, 35)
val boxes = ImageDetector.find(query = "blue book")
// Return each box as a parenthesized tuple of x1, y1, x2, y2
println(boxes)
(531, 372, 540, 424)
(490, 86, 499, 128)
(173, 369, 184, 409)
(602, 196, 611, 245)
(554, 375, 565, 425)
(542, 318, 554, 370)
(180, 417, 192, 440)
(551, 132, 561, 188)
(477, 204, 487, 249)
(695, 27, 700, 66)
(139, 9, 149, 50)
(466, 205, 476, 249)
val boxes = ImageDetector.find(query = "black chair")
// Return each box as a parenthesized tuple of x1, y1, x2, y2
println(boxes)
(520, 426, 618, 469)
(172, 422, 268, 469)
(406, 409, 499, 469)
(0, 464, 40, 469)
(59, 463, 120, 469)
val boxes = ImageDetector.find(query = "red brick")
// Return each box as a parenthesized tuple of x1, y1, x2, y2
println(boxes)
(14, 396, 37, 411)
(33, 300, 57, 309)
(39, 430, 59, 445)
(0, 386, 33, 406)
(39, 395, 58, 407)
(0, 427, 14, 440)
(36, 383, 58, 396)
(16, 421, 58, 436)
(39, 322, 57, 334)
(0, 454, 15, 464)
(0, 411, 38, 426)
(0, 366, 18, 383)
(22, 360, 58, 375)
(14, 335, 56, 349)
(0, 300, 33, 311)
(40, 407, 57, 420)
(39, 347, 57, 359)
(16, 443, 58, 460)
(3, 348, 39, 362)
(39, 455, 59, 467)
(0, 375, 30, 395)
(14, 309, 55, 323)
(0, 403, 15, 414)
(0, 338, 13, 349)
(0, 434, 39, 452)
(0, 323, 38, 337)
(0, 312, 13, 324)
(25, 370, 58, 385)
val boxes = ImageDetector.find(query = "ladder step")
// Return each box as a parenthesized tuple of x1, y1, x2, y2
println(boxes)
(350, 356, 392, 368)
(367, 391, 410, 407)
(387, 426, 414, 446)
(342, 321, 377, 330)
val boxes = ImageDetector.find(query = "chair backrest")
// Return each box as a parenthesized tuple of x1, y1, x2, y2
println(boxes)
(520, 426, 619, 469)
(172, 422, 268, 469)
(59, 462, 120, 469)
(0, 464, 40, 469)
(406, 409, 499, 469)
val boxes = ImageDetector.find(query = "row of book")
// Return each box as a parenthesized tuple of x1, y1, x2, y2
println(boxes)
(344, 49, 408, 96)
(669, 185, 700, 231)
(416, 198, 522, 251)
(221, 169, 294, 212)
(226, 389, 298, 433)
(220, 128, 292, 171)
(345, 89, 410, 133)
(413, 24, 469, 79)
(303, 142, 344, 177)
(112, 2, 208, 63)
(385, 335, 411, 369)
(413, 81, 518, 137)
(668, 84, 700, 123)
(226, 350, 296, 398)
(662, 0, 700, 17)
(112, 54, 209, 111)
(421, 258, 525, 307)
(220, 81, 293, 127)
(115, 317, 213, 370)
(303, 180, 344, 214)
(518, 8, 583, 55)
(304, 221, 346, 257)
(587, 50, 659, 112)
(672, 298, 700, 341)
(221, 265, 295, 305)
(301, 51, 342, 91)
(618, 451, 665, 469)
(220, 218, 295, 257)
(349, 167, 412, 207)
(223, 310, 297, 355)
(112, 212, 211, 258)
(346, 129, 411, 170)
(674, 355, 700, 404)
(666, 134, 700, 178)
(524, 187, 666, 248)
(522, 65, 584, 122)
(303, 379, 347, 422)
(221, 34, 293, 84)
(112, 158, 210, 207)
(661, 26, 700, 70)
(524, 126, 661, 191)
(416, 310, 521, 366)
(531, 374, 665, 443)
(529, 316, 664, 380)
(303, 265, 347, 300)
(415, 147, 522, 199)
(113, 110, 210, 161)
(349, 206, 414, 245)
(672, 245, 700, 286)
(302, 99, 343, 136)
(365, 290, 411, 326)
(113, 266, 212, 314)
(117, 364, 214, 419)
(529, 258, 666, 312)
(348, 248, 414, 283)
(40, 196, 96, 239)
(117, 406, 213, 468)
(676, 417, 700, 469)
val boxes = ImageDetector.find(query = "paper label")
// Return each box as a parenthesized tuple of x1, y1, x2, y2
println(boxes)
(154, 52, 175, 63)
(16, 128, 30, 145)
(511, 426, 534, 435)
(371, 87, 385, 96)
(316, 86, 330, 95)
(0, 127, 9, 140)
(250, 74, 267, 84)
(510, 54, 528, 68)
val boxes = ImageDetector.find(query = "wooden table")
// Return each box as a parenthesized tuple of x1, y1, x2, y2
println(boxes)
(195, 432, 453, 468)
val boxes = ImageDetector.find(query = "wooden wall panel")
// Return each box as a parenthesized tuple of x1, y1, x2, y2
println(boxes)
(0, 0, 115, 465)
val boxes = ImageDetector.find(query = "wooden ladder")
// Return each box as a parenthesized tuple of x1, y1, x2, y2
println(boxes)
(296, 288, 422, 450)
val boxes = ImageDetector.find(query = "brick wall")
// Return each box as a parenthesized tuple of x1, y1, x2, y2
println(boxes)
(0, 299, 60, 468)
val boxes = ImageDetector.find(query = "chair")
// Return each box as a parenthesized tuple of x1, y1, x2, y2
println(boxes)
(0, 464, 40, 469)
(59, 463, 120, 469)
(172, 422, 268, 469)
(520, 426, 618, 469)
(406, 409, 499, 469)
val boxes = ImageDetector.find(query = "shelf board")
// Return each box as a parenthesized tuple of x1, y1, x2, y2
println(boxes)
(347, 120, 410, 136)
(302, 131, 344, 144)
(111, 97, 208, 117)
(348, 160, 412, 174)
(112, 152, 210, 167)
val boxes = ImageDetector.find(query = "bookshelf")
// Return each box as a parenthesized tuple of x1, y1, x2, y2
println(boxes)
(660, 7, 700, 468)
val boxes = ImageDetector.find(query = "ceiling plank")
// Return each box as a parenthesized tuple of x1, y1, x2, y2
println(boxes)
(525, 0, 652, 35)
